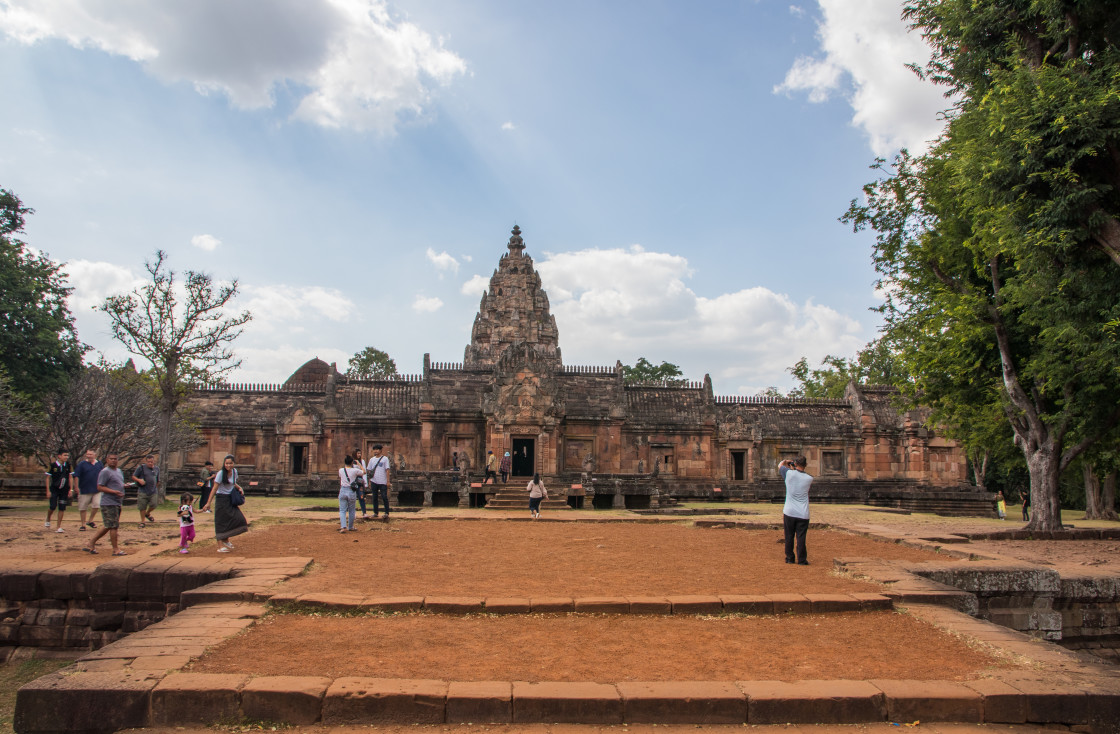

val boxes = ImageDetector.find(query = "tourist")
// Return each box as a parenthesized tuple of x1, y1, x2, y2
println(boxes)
(367, 444, 391, 520)
(1019, 487, 1030, 522)
(485, 450, 497, 484)
(203, 455, 248, 552)
(74, 449, 102, 531)
(198, 460, 214, 513)
(87, 452, 126, 555)
(132, 454, 160, 527)
(44, 449, 74, 533)
(338, 455, 362, 533)
(353, 448, 369, 519)
(996, 490, 1007, 520)
(177, 492, 196, 553)
(779, 456, 812, 565)
(527, 473, 548, 519)
(499, 451, 511, 483)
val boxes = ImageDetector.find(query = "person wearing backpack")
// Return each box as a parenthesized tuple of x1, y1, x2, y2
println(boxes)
(338, 455, 364, 533)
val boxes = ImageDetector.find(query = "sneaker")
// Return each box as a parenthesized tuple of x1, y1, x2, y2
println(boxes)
(179, 548, 189, 554)
(339, 528, 348, 534)
(225, 541, 234, 549)
(217, 546, 231, 553)
(55, 527, 65, 533)
(44, 522, 51, 528)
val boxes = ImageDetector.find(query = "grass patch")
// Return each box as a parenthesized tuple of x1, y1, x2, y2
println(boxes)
(0, 658, 73, 734)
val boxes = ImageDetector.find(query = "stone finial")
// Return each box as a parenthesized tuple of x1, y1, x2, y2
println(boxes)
(507, 224, 525, 255)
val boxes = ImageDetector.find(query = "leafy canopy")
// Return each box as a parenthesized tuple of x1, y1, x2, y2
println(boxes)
(0, 188, 84, 400)
(347, 346, 398, 380)
(621, 358, 684, 384)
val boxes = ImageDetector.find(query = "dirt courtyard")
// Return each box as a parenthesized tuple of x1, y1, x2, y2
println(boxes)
(215, 519, 957, 597)
(188, 610, 1016, 682)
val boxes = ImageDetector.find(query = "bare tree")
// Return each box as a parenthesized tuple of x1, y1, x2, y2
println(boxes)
(39, 361, 201, 470)
(101, 251, 250, 500)
(0, 369, 43, 457)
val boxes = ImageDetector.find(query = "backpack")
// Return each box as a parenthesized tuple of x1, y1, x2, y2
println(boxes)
(347, 468, 363, 493)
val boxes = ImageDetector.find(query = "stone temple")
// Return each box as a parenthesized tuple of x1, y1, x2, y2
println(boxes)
(135, 225, 982, 513)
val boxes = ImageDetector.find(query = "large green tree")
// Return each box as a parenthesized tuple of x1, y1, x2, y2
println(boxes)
(0, 188, 83, 400)
(621, 358, 684, 384)
(787, 339, 905, 399)
(346, 346, 398, 380)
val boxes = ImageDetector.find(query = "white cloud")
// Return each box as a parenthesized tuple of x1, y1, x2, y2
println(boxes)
(425, 247, 458, 275)
(412, 295, 443, 312)
(237, 283, 355, 335)
(460, 274, 488, 296)
(232, 344, 350, 384)
(536, 247, 864, 394)
(0, 0, 466, 134)
(789, 5, 806, 17)
(62, 258, 142, 312)
(501, 121, 516, 131)
(191, 234, 221, 251)
(774, 0, 950, 155)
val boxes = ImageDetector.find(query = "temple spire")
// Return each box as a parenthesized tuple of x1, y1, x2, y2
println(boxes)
(507, 224, 525, 256)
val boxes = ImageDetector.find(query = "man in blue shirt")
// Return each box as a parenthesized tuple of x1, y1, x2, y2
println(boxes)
(779, 456, 812, 566)
(74, 449, 103, 530)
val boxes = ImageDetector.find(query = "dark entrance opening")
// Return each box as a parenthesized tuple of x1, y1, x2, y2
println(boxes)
(730, 451, 745, 481)
(291, 444, 308, 475)
(511, 438, 535, 476)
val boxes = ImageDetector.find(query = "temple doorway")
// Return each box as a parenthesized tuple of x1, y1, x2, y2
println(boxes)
(511, 438, 535, 477)
(290, 444, 308, 475)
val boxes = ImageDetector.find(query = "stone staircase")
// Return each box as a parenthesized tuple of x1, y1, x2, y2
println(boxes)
(484, 476, 572, 510)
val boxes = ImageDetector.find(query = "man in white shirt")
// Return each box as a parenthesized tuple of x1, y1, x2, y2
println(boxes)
(779, 456, 812, 565)
(367, 444, 392, 520)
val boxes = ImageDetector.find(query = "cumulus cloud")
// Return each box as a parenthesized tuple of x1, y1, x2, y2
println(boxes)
(412, 295, 443, 312)
(460, 274, 488, 296)
(501, 121, 516, 131)
(774, 0, 950, 155)
(0, 0, 466, 134)
(789, 5, 806, 17)
(425, 247, 458, 275)
(232, 344, 350, 383)
(236, 283, 355, 335)
(191, 234, 221, 251)
(536, 247, 865, 394)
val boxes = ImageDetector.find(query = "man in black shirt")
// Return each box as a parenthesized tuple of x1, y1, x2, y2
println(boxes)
(45, 450, 74, 533)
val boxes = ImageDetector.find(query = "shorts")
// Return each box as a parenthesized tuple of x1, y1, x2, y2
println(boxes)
(78, 492, 102, 511)
(100, 505, 121, 529)
(137, 493, 158, 512)
(48, 491, 70, 510)
(179, 525, 196, 545)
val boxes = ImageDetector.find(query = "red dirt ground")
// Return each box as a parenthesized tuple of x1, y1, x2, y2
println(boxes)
(229, 519, 957, 597)
(187, 610, 1016, 682)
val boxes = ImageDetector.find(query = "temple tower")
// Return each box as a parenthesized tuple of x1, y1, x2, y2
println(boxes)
(463, 225, 562, 370)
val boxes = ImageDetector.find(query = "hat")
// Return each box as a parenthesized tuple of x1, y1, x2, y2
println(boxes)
(504, 451, 510, 457)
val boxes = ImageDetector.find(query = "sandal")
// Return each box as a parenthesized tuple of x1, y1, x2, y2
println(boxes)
(85, 547, 98, 554)
(138, 522, 146, 529)
(112, 550, 127, 556)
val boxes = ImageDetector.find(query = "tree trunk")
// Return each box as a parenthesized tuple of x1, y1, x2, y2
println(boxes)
(1100, 471, 1119, 521)
(1084, 463, 1102, 519)
(969, 450, 989, 492)
(1024, 440, 1063, 531)
(157, 409, 171, 505)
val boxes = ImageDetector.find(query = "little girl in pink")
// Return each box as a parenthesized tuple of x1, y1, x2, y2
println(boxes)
(177, 492, 196, 553)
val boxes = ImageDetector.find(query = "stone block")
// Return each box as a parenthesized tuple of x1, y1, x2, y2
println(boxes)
(14, 670, 157, 733)
(851, 593, 893, 611)
(805, 594, 857, 613)
(1006, 678, 1089, 725)
(512, 681, 622, 724)
(65, 606, 93, 627)
(360, 596, 424, 612)
(446, 681, 512, 723)
(618, 681, 745, 724)
(91, 609, 125, 631)
(573, 597, 630, 614)
(298, 592, 365, 610)
(721, 595, 775, 615)
(742, 680, 885, 724)
(768, 594, 811, 614)
(88, 565, 131, 600)
(963, 679, 1026, 723)
(241, 676, 331, 725)
(483, 598, 531, 614)
(62, 624, 92, 647)
(668, 595, 724, 615)
(36, 566, 83, 600)
(871, 679, 982, 723)
(0, 622, 18, 644)
(127, 561, 177, 602)
(322, 677, 447, 724)
(1087, 691, 1120, 734)
(18, 625, 64, 646)
(152, 673, 247, 725)
(2, 568, 47, 602)
(627, 597, 672, 614)
(34, 608, 67, 628)
(530, 597, 574, 613)
(424, 597, 483, 614)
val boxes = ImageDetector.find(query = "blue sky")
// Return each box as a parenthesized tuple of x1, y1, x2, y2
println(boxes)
(0, 0, 949, 393)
